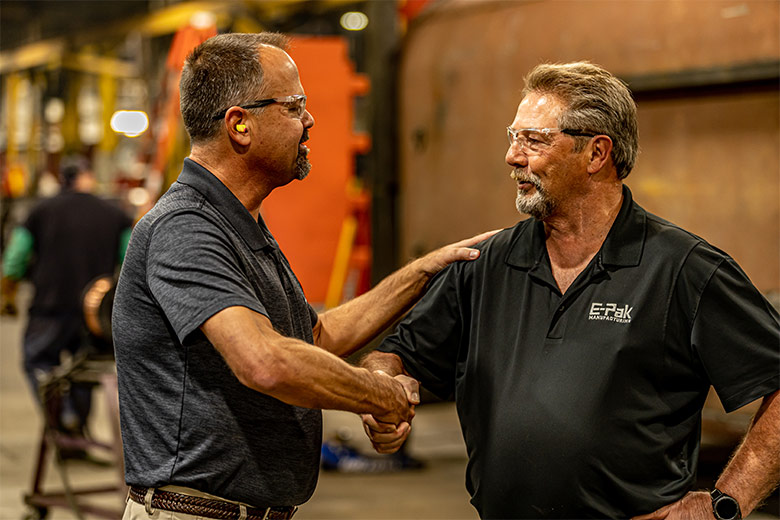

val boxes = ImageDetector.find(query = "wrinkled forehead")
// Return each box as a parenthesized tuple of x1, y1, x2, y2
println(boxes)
(512, 92, 565, 127)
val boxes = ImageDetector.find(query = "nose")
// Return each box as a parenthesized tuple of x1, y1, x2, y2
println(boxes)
(506, 141, 528, 168)
(302, 109, 315, 129)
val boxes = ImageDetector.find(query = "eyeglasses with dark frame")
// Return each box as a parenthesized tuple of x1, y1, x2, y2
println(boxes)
(212, 95, 307, 121)
(506, 127, 600, 154)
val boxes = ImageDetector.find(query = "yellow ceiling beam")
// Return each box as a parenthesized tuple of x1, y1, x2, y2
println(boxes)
(115, 2, 234, 37)
(61, 52, 139, 77)
(0, 40, 65, 74)
(0, 45, 139, 77)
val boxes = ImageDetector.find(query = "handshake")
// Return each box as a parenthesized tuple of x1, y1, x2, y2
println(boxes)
(361, 370, 421, 454)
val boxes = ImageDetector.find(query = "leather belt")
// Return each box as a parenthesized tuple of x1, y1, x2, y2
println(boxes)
(128, 486, 297, 520)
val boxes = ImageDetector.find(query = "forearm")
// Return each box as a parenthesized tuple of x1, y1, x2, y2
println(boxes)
(314, 229, 496, 357)
(315, 258, 431, 356)
(715, 390, 780, 516)
(259, 334, 405, 419)
(202, 306, 411, 423)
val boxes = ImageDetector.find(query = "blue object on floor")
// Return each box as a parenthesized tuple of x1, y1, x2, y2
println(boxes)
(320, 440, 425, 473)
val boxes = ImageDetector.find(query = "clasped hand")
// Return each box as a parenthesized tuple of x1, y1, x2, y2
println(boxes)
(631, 491, 713, 520)
(362, 372, 420, 454)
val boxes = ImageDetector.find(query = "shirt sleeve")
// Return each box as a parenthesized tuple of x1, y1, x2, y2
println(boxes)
(146, 210, 267, 344)
(2, 227, 34, 280)
(112, 202, 134, 265)
(378, 263, 468, 400)
(118, 227, 132, 265)
(692, 255, 780, 412)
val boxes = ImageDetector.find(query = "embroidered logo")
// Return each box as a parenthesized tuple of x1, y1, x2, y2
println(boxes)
(588, 302, 633, 324)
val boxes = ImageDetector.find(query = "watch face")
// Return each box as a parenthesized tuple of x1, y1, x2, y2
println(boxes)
(714, 496, 740, 520)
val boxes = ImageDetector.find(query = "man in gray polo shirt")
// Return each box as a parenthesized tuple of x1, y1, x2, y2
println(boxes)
(113, 32, 494, 520)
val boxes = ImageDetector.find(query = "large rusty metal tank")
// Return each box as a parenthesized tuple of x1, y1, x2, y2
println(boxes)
(398, 0, 779, 297)
(397, 0, 779, 447)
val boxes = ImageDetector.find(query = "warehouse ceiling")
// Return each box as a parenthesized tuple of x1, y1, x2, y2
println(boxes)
(0, 0, 363, 52)
(0, 0, 153, 50)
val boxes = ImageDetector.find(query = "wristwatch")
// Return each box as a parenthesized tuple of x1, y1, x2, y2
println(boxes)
(711, 488, 742, 520)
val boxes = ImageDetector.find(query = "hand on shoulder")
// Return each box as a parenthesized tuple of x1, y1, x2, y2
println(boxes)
(415, 229, 501, 278)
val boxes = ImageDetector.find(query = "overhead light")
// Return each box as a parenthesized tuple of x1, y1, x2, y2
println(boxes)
(340, 11, 369, 31)
(44, 98, 65, 124)
(110, 110, 149, 137)
(190, 11, 216, 29)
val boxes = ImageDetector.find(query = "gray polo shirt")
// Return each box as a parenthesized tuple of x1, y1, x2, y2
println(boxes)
(113, 158, 321, 507)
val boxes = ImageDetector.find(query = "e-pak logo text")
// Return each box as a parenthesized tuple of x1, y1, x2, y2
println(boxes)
(589, 302, 633, 324)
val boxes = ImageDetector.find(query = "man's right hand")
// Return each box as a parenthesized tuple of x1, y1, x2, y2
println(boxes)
(373, 371, 418, 424)
(364, 373, 420, 453)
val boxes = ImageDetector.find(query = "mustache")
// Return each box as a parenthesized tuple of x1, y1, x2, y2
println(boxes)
(300, 129, 310, 144)
(510, 168, 541, 188)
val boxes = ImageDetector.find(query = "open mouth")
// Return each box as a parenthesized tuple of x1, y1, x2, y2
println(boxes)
(298, 131, 310, 154)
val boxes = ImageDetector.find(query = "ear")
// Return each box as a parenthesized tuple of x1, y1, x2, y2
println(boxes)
(586, 135, 613, 174)
(225, 107, 251, 145)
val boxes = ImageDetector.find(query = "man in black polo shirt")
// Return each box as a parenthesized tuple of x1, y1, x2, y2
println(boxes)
(361, 62, 780, 519)
(112, 33, 493, 520)
(2, 157, 132, 442)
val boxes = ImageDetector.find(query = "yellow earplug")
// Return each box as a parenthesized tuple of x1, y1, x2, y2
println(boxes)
(235, 124, 247, 133)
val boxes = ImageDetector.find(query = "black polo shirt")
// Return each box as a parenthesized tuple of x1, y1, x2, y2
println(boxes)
(23, 190, 131, 315)
(113, 158, 320, 507)
(379, 186, 779, 519)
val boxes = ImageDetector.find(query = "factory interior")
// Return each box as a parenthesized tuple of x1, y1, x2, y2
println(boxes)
(0, 1, 778, 519)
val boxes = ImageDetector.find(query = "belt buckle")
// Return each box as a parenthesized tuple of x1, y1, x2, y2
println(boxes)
(262, 506, 298, 520)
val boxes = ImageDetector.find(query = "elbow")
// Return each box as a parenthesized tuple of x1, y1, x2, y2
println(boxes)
(234, 355, 292, 395)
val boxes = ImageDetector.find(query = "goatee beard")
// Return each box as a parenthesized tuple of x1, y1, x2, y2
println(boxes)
(512, 169, 554, 220)
(295, 153, 311, 180)
(515, 191, 554, 220)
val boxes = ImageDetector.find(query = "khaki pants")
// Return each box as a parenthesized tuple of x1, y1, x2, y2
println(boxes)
(122, 486, 257, 520)
(123, 498, 203, 520)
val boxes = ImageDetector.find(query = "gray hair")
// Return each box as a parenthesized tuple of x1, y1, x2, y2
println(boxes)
(522, 62, 638, 179)
(180, 32, 290, 143)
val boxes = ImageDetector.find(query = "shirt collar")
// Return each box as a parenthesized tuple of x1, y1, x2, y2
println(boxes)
(505, 184, 645, 269)
(176, 158, 272, 251)
(599, 185, 645, 267)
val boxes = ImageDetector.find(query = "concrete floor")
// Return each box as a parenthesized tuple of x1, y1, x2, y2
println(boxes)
(0, 286, 777, 520)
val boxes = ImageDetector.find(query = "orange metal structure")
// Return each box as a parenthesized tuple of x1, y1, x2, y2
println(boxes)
(262, 36, 370, 306)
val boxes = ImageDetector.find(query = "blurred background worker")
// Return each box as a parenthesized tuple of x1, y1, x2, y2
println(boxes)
(1, 156, 133, 449)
